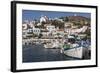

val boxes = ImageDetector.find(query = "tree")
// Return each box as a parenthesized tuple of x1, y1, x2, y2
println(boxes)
(51, 20, 64, 29)
(72, 22, 82, 28)
(59, 16, 69, 22)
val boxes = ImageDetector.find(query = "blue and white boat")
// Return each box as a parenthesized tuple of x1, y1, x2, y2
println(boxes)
(63, 35, 91, 59)
(63, 45, 84, 59)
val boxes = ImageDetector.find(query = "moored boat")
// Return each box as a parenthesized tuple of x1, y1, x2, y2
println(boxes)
(63, 34, 90, 59)
(63, 46, 84, 59)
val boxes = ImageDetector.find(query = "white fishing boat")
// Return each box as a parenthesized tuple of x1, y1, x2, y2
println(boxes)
(63, 42, 90, 59)
(63, 46, 84, 59)
(63, 34, 90, 59)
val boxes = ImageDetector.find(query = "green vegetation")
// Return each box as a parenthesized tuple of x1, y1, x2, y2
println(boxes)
(72, 22, 83, 28)
(35, 24, 45, 29)
(51, 20, 64, 29)
(59, 16, 69, 22)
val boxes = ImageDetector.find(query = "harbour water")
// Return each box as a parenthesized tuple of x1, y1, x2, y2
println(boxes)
(23, 44, 81, 63)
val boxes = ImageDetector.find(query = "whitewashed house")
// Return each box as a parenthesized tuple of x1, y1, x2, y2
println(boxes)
(29, 21, 35, 28)
(33, 26, 40, 35)
(22, 28, 33, 38)
(22, 23, 27, 30)
(54, 17, 64, 22)
(64, 22, 73, 33)
(22, 23, 28, 38)
(52, 29, 64, 38)
(41, 30, 50, 38)
(56, 29, 64, 37)
(64, 22, 73, 27)
(46, 25, 55, 32)
(22, 30, 27, 38)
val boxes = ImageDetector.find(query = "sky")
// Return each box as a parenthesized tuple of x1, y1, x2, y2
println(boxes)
(22, 10, 91, 22)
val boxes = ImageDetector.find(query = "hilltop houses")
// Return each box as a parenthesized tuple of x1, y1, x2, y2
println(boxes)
(22, 22, 41, 38)
(22, 15, 90, 39)
(53, 29, 64, 38)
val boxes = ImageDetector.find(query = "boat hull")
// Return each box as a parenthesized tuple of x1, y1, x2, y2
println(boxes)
(64, 47, 83, 59)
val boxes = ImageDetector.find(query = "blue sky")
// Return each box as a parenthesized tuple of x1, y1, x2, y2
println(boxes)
(22, 10, 91, 22)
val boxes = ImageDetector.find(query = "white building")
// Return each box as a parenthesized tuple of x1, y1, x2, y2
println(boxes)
(22, 28, 33, 38)
(46, 25, 55, 32)
(65, 26, 88, 34)
(40, 15, 46, 23)
(41, 30, 50, 38)
(40, 15, 49, 23)
(64, 22, 73, 27)
(22, 23, 27, 30)
(64, 22, 73, 34)
(40, 16, 46, 23)
(53, 29, 64, 38)
(27, 28, 33, 33)
(54, 18, 64, 22)
(22, 30, 27, 38)
(33, 26, 40, 35)
(29, 21, 36, 27)
(28, 23, 34, 28)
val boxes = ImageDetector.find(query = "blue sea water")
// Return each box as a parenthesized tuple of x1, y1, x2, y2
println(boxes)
(22, 44, 80, 63)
